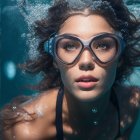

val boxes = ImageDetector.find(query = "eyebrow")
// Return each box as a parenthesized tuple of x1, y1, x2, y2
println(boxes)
(59, 31, 115, 36)
(58, 32, 113, 38)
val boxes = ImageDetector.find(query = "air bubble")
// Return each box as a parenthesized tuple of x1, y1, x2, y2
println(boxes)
(121, 29, 126, 33)
(21, 33, 26, 38)
(12, 106, 17, 110)
(16, 1, 51, 60)
(127, 4, 140, 18)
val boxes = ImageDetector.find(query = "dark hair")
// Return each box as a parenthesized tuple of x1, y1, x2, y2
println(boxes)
(20, 0, 140, 91)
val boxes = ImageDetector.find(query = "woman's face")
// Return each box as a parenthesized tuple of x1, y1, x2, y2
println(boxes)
(55, 15, 118, 101)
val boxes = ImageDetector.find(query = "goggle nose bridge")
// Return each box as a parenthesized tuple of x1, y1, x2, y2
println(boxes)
(77, 39, 98, 59)
(77, 41, 98, 62)
(76, 37, 95, 48)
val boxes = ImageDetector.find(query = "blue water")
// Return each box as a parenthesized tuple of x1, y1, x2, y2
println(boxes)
(1, 0, 140, 139)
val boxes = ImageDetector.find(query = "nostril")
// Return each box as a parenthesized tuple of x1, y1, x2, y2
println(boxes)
(79, 63, 94, 71)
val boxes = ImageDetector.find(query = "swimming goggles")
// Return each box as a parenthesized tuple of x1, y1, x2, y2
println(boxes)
(44, 32, 125, 66)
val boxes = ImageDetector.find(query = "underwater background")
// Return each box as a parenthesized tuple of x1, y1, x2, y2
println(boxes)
(0, 0, 140, 139)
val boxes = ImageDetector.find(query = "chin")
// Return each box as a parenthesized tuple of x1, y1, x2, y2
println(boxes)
(72, 89, 103, 102)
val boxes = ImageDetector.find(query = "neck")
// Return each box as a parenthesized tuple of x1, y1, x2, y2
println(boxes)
(63, 89, 112, 127)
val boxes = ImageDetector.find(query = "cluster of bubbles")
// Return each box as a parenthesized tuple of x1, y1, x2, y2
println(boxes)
(16, 0, 51, 60)
(124, 0, 140, 19)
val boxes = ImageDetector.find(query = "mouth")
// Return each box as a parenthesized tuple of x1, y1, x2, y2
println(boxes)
(75, 76, 99, 89)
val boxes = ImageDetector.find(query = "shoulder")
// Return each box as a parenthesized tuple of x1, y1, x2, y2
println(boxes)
(0, 87, 60, 140)
(21, 87, 59, 115)
(114, 84, 140, 137)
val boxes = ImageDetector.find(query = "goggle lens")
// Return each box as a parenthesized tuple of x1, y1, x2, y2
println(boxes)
(56, 38, 83, 64)
(91, 36, 117, 63)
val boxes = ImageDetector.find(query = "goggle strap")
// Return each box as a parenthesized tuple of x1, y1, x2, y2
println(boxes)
(44, 36, 55, 56)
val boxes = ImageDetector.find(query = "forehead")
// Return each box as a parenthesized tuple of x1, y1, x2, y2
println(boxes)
(59, 15, 114, 39)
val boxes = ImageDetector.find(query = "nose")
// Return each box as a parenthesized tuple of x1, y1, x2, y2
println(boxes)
(78, 49, 95, 71)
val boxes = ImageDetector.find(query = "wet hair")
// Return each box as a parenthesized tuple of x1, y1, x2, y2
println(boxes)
(20, 0, 140, 91)
(0, 95, 36, 138)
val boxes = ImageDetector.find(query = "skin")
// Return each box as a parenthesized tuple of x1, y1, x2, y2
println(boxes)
(3, 15, 140, 140)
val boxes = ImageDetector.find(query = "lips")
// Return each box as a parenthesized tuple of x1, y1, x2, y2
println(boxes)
(75, 75, 98, 82)
(75, 75, 98, 89)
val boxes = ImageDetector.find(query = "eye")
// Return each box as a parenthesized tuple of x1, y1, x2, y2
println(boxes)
(58, 39, 81, 52)
(63, 43, 78, 51)
(93, 39, 115, 51)
(96, 41, 110, 49)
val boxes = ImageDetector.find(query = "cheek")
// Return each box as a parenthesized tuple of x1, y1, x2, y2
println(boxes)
(101, 63, 118, 89)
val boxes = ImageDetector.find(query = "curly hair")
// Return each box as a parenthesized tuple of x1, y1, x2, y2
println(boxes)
(21, 0, 140, 91)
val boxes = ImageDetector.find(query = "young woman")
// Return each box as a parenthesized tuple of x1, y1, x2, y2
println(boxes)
(1, 0, 140, 140)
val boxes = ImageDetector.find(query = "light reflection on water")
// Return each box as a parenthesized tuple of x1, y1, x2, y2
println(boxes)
(4, 61, 16, 80)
